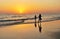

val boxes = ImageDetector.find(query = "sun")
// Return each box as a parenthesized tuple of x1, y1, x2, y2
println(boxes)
(16, 6, 26, 14)
(19, 8, 25, 13)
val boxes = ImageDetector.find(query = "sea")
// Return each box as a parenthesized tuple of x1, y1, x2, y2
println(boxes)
(0, 13, 60, 39)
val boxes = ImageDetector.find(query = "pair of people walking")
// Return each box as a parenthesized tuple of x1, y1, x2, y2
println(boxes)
(35, 14, 42, 32)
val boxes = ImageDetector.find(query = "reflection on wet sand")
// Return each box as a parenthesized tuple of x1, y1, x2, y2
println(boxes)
(38, 22, 42, 33)
(34, 20, 42, 33)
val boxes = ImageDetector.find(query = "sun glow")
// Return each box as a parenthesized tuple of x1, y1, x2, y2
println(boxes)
(19, 8, 25, 13)
(16, 6, 27, 14)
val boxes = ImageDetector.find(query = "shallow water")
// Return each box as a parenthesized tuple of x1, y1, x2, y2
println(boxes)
(0, 14, 60, 25)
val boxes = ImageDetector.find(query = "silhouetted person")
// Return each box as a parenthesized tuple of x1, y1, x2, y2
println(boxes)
(38, 14, 42, 26)
(34, 15, 37, 27)
(39, 14, 42, 22)
(38, 14, 42, 33)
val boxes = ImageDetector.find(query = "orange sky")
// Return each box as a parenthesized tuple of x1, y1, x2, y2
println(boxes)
(0, 0, 60, 14)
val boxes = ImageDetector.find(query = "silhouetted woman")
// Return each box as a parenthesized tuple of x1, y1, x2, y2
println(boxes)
(38, 14, 42, 25)
(38, 14, 42, 32)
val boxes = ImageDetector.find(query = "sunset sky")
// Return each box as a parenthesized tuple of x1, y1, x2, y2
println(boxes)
(0, 0, 60, 14)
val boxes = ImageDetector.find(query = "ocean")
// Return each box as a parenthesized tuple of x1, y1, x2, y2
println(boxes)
(0, 13, 60, 39)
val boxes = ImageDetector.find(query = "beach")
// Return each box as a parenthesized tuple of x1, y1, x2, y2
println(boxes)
(0, 19, 60, 39)
(0, 0, 60, 39)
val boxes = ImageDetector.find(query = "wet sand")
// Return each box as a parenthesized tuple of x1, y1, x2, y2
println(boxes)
(0, 20, 60, 39)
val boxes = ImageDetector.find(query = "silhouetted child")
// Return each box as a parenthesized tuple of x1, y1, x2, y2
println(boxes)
(35, 15, 37, 27)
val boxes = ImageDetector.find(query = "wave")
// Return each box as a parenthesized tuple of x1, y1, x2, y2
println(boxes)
(0, 16, 60, 26)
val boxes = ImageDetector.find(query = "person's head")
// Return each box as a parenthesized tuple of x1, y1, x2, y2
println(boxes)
(39, 14, 41, 15)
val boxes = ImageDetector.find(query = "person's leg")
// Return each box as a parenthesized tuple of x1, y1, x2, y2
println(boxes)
(38, 19, 39, 26)
(35, 19, 37, 27)
(40, 20, 41, 26)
